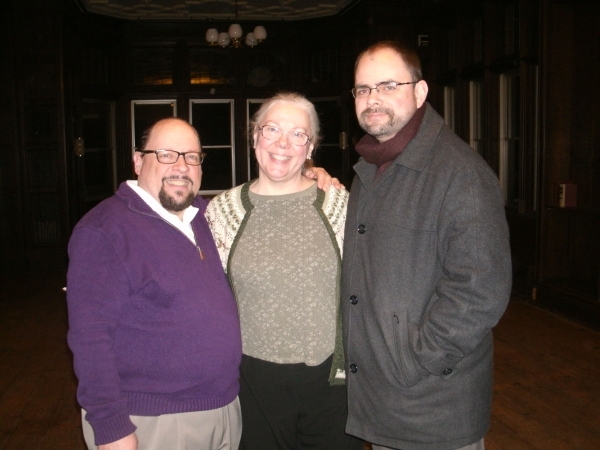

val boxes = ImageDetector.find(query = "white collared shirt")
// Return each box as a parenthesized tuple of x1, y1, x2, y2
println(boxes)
(127, 180, 199, 244)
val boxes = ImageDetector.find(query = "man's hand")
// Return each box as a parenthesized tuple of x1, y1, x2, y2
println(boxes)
(305, 166, 344, 190)
(98, 433, 138, 450)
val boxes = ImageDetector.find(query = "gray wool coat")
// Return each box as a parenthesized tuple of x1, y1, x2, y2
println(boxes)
(342, 104, 512, 450)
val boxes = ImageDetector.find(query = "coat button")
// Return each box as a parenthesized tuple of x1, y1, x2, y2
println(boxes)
(350, 295, 358, 305)
(358, 224, 366, 234)
(350, 364, 358, 373)
(442, 368, 452, 376)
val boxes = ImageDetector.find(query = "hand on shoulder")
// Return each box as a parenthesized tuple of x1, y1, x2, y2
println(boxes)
(305, 166, 344, 190)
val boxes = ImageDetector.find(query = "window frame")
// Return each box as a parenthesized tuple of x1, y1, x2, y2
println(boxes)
(130, 99, 177, 154)
(189, 99, 236, 196)
(499, 71, 520, 208)
(444, 85, 456, 131)
(469, 79, 484, 154)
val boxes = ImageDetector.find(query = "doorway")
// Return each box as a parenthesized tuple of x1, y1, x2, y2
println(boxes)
(73, 99, 117, 220)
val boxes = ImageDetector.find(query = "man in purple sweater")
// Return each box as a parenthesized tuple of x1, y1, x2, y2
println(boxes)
(67, 118, 243, 450)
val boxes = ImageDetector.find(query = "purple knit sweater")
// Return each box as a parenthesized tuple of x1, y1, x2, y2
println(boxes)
(66, 182, 242, 445)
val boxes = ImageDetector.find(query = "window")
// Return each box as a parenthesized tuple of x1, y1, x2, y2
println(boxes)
(311, 97, 345, 182)
(131, 100, 177, 151)
(190, 100, 235, 195)
(499, 72, 520, 207)
(246, 99, 265, 181)
(444, 86, 456, 131)
(469, 80, 484, 153)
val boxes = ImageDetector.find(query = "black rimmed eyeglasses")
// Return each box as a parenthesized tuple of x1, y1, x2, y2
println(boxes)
(351, 80, 418, 98)
(135, 149, 206, 166)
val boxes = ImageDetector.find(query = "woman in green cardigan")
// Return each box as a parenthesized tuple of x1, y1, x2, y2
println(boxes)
(205, 92, 362, 450)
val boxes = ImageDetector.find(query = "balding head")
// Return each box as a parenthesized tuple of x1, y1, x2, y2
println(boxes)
(133, 118, 203, 219)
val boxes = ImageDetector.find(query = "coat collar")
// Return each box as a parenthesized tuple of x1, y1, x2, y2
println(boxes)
(116, 181, 156, 215)
(353, 103, 445, 189)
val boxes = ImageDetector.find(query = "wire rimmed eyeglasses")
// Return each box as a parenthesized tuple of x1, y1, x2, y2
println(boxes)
(259, 125, 311, 147)
(351, 80, 418, 98)
(135, 149, 206, 166)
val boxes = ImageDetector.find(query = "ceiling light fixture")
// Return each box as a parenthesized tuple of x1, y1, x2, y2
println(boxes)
(205, 0, 267, 48)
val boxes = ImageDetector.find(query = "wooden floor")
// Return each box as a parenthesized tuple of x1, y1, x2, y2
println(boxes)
(1, 271, 599, 450)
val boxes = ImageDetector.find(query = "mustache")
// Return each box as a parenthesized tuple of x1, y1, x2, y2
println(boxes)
(162, 175, 194, 184)
(361, 107, 392, 118)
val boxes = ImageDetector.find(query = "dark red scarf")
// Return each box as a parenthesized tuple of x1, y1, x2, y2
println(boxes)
(355, 104, 426, 177)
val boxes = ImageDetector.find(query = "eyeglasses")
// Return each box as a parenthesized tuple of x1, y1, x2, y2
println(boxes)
(351, 80, 418, 98)
(135, 149, 205, 166)
(259, 125, 311, 147)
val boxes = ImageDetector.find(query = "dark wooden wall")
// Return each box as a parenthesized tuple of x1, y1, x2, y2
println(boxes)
(2, 0, 599, 327)
(2, 0, 70, 271)
(536, 0, 600, 327)
(419, 0, 600, 327)
(0, 1, 22, 272)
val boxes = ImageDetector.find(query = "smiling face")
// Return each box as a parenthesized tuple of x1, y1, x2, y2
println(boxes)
(133, 118, 202, 219)
(253, 102, 314, 192)
(354, 47, 428, 142)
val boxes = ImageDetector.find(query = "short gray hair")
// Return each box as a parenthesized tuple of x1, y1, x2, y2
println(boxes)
(250, 92, 321, 150)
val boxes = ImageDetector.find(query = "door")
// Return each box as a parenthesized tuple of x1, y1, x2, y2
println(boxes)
(311, 97, 350, 185)
(73, 99, 116, 220)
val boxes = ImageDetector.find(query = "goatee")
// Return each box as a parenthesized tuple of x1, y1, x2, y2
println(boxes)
(159, 176, 195, 212)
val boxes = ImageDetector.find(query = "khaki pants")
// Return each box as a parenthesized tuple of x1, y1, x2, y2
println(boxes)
(372, 437, 484, 450)
(81, 397, 241, 450)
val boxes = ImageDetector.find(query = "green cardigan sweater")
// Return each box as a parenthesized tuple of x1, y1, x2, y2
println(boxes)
(205, 181, 348, 385)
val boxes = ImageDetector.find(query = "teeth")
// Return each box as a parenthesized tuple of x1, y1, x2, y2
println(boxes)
(271, 154, 291, 162)
(167, 180, 188, 186)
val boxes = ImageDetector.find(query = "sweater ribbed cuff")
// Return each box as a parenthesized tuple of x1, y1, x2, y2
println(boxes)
(90, 411, 137, 446)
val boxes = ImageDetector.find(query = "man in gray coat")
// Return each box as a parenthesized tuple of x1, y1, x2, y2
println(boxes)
(342, 40, 512, 450)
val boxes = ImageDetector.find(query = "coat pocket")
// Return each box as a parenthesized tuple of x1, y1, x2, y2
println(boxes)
(392, 310, 429, 388)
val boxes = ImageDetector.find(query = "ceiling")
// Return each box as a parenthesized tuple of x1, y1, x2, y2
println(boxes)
(78, 0, 358, 21)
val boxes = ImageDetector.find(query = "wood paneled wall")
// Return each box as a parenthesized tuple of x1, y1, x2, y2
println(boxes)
(2, 0, 599, 327)
(0, 1, 23, 272)
(2, 0, 70, 271)
(536, 0, 600, 327)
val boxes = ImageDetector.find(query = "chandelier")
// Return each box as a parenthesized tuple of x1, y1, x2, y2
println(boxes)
(205, 0, 267, 48)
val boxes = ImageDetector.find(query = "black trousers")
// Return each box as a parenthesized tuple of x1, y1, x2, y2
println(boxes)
(239, 354, 364, 450)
